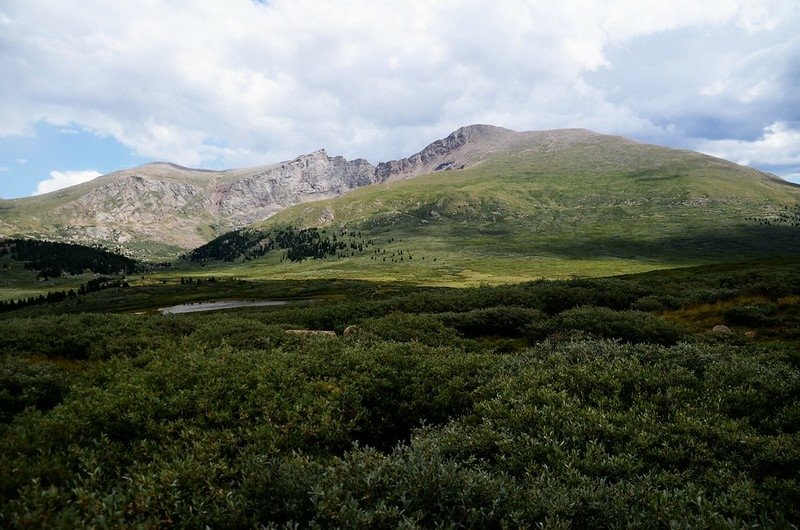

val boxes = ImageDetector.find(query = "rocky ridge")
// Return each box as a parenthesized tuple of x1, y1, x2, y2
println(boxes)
(0, 125, 507, 255)
(375, 124, 516, 181)
(213, 150, 377, 225)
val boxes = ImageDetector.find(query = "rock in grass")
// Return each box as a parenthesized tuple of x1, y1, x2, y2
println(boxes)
(286, 329, 337, 336)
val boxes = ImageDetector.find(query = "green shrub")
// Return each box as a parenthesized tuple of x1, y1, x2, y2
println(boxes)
(724, 302, 779, 327)
(437, 306, 546, 337)
(186, 317, 289, 351)
(526, 306, 687, 345)
(359, 313, 461, 347)
(0, 356, 70, 422)
(0, 314, 187, 359)
(630, 295, 667, 312)
(2, 264, 800, 526)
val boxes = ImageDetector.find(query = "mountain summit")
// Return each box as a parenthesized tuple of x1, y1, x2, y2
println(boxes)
(375, 124, 517, 181)
(0, 125, 792, 259)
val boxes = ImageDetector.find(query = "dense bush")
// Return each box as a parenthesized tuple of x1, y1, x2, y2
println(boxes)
(2, 336, 797, 527)
(437, 306, 546, 337)
(525, 306, 687, 345)
(184, 317, 290, 351)
(0, 314, 187, 359)
(359, 313, 462, 347)
(0, 356, 70, 422)
(725, 301, 779, 327)
(1, 264, 800, 527)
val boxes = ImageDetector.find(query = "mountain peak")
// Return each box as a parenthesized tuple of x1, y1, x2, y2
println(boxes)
(449, 124, 516, 140)
(374, 124, 519, 181)
(138, 162, 215, 172)
(116, 162, 220, 179)
(295, 149, 328, 160)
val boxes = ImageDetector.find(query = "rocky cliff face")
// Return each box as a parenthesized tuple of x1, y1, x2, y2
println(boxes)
(62, 175, 210, 225)
(47, 175, 214, 250)
(375, 124, 515, 181)
(0, 124, 531, 257)
(213, 150, 377, 225)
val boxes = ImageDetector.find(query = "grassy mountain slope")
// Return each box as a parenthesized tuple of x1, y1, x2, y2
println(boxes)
(196, 130, 800, 284)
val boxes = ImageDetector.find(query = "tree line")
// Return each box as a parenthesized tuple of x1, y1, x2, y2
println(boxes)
(0, 238, 139, 278)
(187, 227, 376, 263)
(0, 276, 128, 313)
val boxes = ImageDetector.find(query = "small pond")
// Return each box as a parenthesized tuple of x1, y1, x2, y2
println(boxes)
(158, 300, 291, 314)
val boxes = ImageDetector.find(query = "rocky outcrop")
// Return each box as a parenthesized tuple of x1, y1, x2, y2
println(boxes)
(375, 124, 515, 181)
(213, 150, 377, 225)
(44, 174, 215, 249)
(62, 175, 210, 225)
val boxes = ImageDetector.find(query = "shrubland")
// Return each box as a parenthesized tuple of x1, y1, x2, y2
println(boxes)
(1, 259, 799, 527)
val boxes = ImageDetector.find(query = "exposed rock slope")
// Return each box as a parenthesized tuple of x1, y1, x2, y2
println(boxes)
(213, 150, 377, 225)
(376, 124, 517, 180)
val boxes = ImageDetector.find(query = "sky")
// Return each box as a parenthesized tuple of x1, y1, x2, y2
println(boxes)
(0, 0, 798, 199)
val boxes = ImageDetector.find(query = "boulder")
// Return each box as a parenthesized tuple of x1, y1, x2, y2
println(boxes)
(286, 329, 336, 336)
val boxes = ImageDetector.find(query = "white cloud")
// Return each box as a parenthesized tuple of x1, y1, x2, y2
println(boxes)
(699, 122, 800, 167)
(16, 158, 27, 164)
(33, 170, 101, 196)
(0, 0, 797, 171)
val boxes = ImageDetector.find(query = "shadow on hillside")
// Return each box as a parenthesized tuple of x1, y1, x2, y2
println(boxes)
(535, 225, 800, 263)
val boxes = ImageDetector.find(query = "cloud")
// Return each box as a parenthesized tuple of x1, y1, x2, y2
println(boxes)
(16, 158, 27, 164)
(0, 0, 797, 171)
(699, 122, 800, 168)
(33, 170, 101, 196)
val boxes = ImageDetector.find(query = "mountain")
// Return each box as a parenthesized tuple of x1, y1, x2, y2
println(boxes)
(1, 124, 797, 264)
(0, 125, 518, 259)
(0, 152, 378, 259)
(209, 128, 800, 284)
